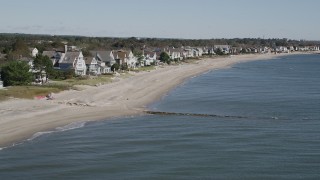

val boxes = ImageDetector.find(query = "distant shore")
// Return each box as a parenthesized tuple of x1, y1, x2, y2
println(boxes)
(0, 52, 313, 148)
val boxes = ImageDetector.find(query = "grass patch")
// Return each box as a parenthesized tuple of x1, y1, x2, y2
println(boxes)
(131, 66, 156, 72)
(51, 74, 114, 87)
(0, 86, 64, 101)
(0, 73, 128, 101)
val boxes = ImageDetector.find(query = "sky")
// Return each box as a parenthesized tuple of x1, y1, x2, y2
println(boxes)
(0, 0, 319, 40)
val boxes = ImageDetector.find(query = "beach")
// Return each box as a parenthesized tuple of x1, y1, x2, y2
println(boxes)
(0, 53, 301, 147)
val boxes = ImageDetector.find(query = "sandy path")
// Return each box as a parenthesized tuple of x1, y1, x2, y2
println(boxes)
(0, 53, 299, 147)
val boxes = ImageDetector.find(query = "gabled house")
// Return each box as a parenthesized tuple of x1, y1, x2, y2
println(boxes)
(90, 51, 113, 74)
(58, 51, 86, 75)
(0, 68, 3, 88)
(74, 52, 86, 76)
(112, 50, 137, 69)
(166, 48, 182, 60)
(30, 48, 39, 57)
(85, 57, 100, 75)
(143, 51, 157, 66)
(90, 51, 115, 66)
(207, 47, 216, 55)
(202, 47, 209, 55)
(214, 45, 231, 54)
(183, 47, 194, 58)
(42, 51, 64, 67)
(194, 48, 203, 57)
(0, 78, 3, 89)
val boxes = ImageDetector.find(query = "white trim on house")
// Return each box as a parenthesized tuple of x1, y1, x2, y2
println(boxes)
(74, 52, 87, 76)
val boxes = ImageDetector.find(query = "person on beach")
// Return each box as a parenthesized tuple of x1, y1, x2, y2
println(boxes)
(46, 93, 54, 100)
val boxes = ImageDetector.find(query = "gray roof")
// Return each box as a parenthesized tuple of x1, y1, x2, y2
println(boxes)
(61, 51, 80, 64)
(214, 45, 230, 49)
(19, 57, 33, 62)
(85, 57, 94, 65)
(42, 51, 56, 58)
(90, 51, 113, 62)
(144, 51, 156, 56)
(0, 53, 6, 59)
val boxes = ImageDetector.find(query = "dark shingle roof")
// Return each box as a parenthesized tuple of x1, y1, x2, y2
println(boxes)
(84, 57, 94, 65)
(42, 51, 56, 58)
(112, 50, 130, 61)
(90, 51, 113, 62)
(61, 52, 80, 64)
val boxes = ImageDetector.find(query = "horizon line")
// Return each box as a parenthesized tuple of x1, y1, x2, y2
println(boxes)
(1, 32, 319, 42)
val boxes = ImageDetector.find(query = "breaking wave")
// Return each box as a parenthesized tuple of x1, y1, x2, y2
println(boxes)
(0, 121, 87, 151)
(28, 121, 87, 141)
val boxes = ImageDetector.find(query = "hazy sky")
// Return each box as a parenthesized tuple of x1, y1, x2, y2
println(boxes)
(0, 0, 319, 40)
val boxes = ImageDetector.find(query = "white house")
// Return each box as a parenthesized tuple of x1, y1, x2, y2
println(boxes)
(30, 48, 39, 57)
(183, 47, 194, 58)
(0, 74, 3, 88)
(214, 45, 231, 54)
(112, 50, 137, 69)
(125, 51, 137, 69)
(85, 56, 111, 75)
(42, 51, 65, 66)
(74, 52, 86, 76)
(167, 48, 182, 60)
(143, 51, 157, 66)
(90, 51, 113, 73)
(85, 57, 99, 75)
(276, 46, 289, 53)
(195, 48, 203, 57)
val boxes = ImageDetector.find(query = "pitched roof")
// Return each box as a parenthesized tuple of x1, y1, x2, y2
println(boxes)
(61, 51, 80, 64)
(19, 57, 33, 62)
(42, 51, 56, 58)
(112, 50, 130, 61)
(84, 57, 94, 65)
(144, 51, 156, 56)
(0, 53, 6, 59)
(29, 48, 37, 51)
(90, 51, 113, 62)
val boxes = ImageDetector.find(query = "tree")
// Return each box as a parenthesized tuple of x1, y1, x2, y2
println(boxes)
(111, 63, 120, 72)
(33, 54, 54, 83)
(240, 48, 247, 54)
(159, 52, 170, 64)
(0, 61, 33, 86)
(133, 50, 144, 66)
(214, 48, 225, 55)
(81, 48, 91, 57)
(120, 63, 128, 70)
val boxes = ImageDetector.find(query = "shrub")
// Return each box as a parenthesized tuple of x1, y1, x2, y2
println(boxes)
(111, 63, 120, 72)
(0, 61, 33, 86)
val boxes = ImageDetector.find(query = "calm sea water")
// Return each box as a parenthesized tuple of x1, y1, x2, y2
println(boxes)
(1, 54, 320, 179)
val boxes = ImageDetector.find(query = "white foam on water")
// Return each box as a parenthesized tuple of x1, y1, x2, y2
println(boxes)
(27, 131, 54, 141)
(27, 121, 87, 141)
(55, 121, 87, 132)
(0, 121, 88, 151)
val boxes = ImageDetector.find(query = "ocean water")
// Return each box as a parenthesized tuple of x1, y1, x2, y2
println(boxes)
(1, 54, 320, 179)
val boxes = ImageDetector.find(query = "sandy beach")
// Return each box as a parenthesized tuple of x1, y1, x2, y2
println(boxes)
(0, 53, 303, 147)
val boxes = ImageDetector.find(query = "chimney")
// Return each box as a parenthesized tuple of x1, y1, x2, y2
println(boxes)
(65, 45, 68, 53)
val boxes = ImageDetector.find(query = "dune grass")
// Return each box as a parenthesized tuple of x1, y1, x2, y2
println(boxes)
(0, 74, 115, 101)
(132, 66, 156, 72)
(55, 74, 114, 86)
(0, 86, 65, 101)
(0, 69, 151, 101)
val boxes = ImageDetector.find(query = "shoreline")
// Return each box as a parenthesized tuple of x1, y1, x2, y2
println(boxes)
(0, 52, 313, 148)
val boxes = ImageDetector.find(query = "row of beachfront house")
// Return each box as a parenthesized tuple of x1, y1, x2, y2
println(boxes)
(22, 44, 320, 78)
(37, 45, 139, 76)
(28, 45, 210, 76)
